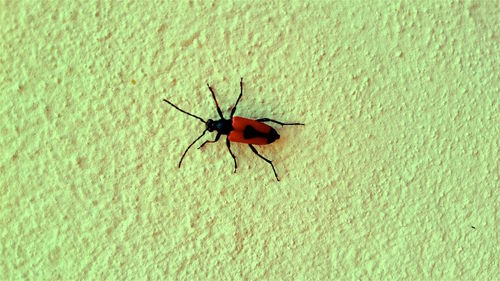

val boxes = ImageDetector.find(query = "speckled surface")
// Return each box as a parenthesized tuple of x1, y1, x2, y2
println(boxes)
(1, 1, 498, 280)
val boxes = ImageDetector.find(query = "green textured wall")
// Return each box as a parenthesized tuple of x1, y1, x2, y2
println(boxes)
(1, 1, 498, 280)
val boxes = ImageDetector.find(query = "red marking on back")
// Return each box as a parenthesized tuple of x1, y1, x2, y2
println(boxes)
(228, 116, 274, 145)
(231, 116, 272, 133)
(228, 131, 270, 144)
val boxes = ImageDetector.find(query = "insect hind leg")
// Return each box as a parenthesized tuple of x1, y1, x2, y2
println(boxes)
(226, 138, 237, 173)
(256, 118, 304, 126)
(248, 144, 279, 181)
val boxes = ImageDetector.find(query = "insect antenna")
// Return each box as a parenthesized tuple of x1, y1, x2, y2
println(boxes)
(178, 129, 208, 168)
(163, 99, 206, 123)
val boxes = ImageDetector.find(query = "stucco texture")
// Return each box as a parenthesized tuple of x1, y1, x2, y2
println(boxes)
(1, 1, 498, 280)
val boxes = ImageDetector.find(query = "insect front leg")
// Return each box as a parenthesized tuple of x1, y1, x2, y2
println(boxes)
(198, 133, 221, 149)
(230, 77, 244, 118)
(207, 83, 224, 118)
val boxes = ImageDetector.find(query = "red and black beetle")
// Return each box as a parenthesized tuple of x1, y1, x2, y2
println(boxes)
(163, 78, 304, 181)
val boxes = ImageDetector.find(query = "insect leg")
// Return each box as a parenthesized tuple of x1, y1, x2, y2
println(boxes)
(248, 144, 279, 181)
(198, 133, 221, 149)
(207, 83, 224, 118)
(226, 138, 237, 173)
(230, 77, 243, 118)
(256, 118, 305, 126)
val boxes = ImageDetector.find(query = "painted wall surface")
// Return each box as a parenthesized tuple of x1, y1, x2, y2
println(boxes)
(1, 1, 498, 280)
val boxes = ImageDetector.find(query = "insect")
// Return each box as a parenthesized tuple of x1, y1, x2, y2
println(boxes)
(163, 78, 304, 181)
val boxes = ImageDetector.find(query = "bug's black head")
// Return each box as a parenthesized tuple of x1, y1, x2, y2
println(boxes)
(205, 118, 233, 135)
(206, 119, 216, 132)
